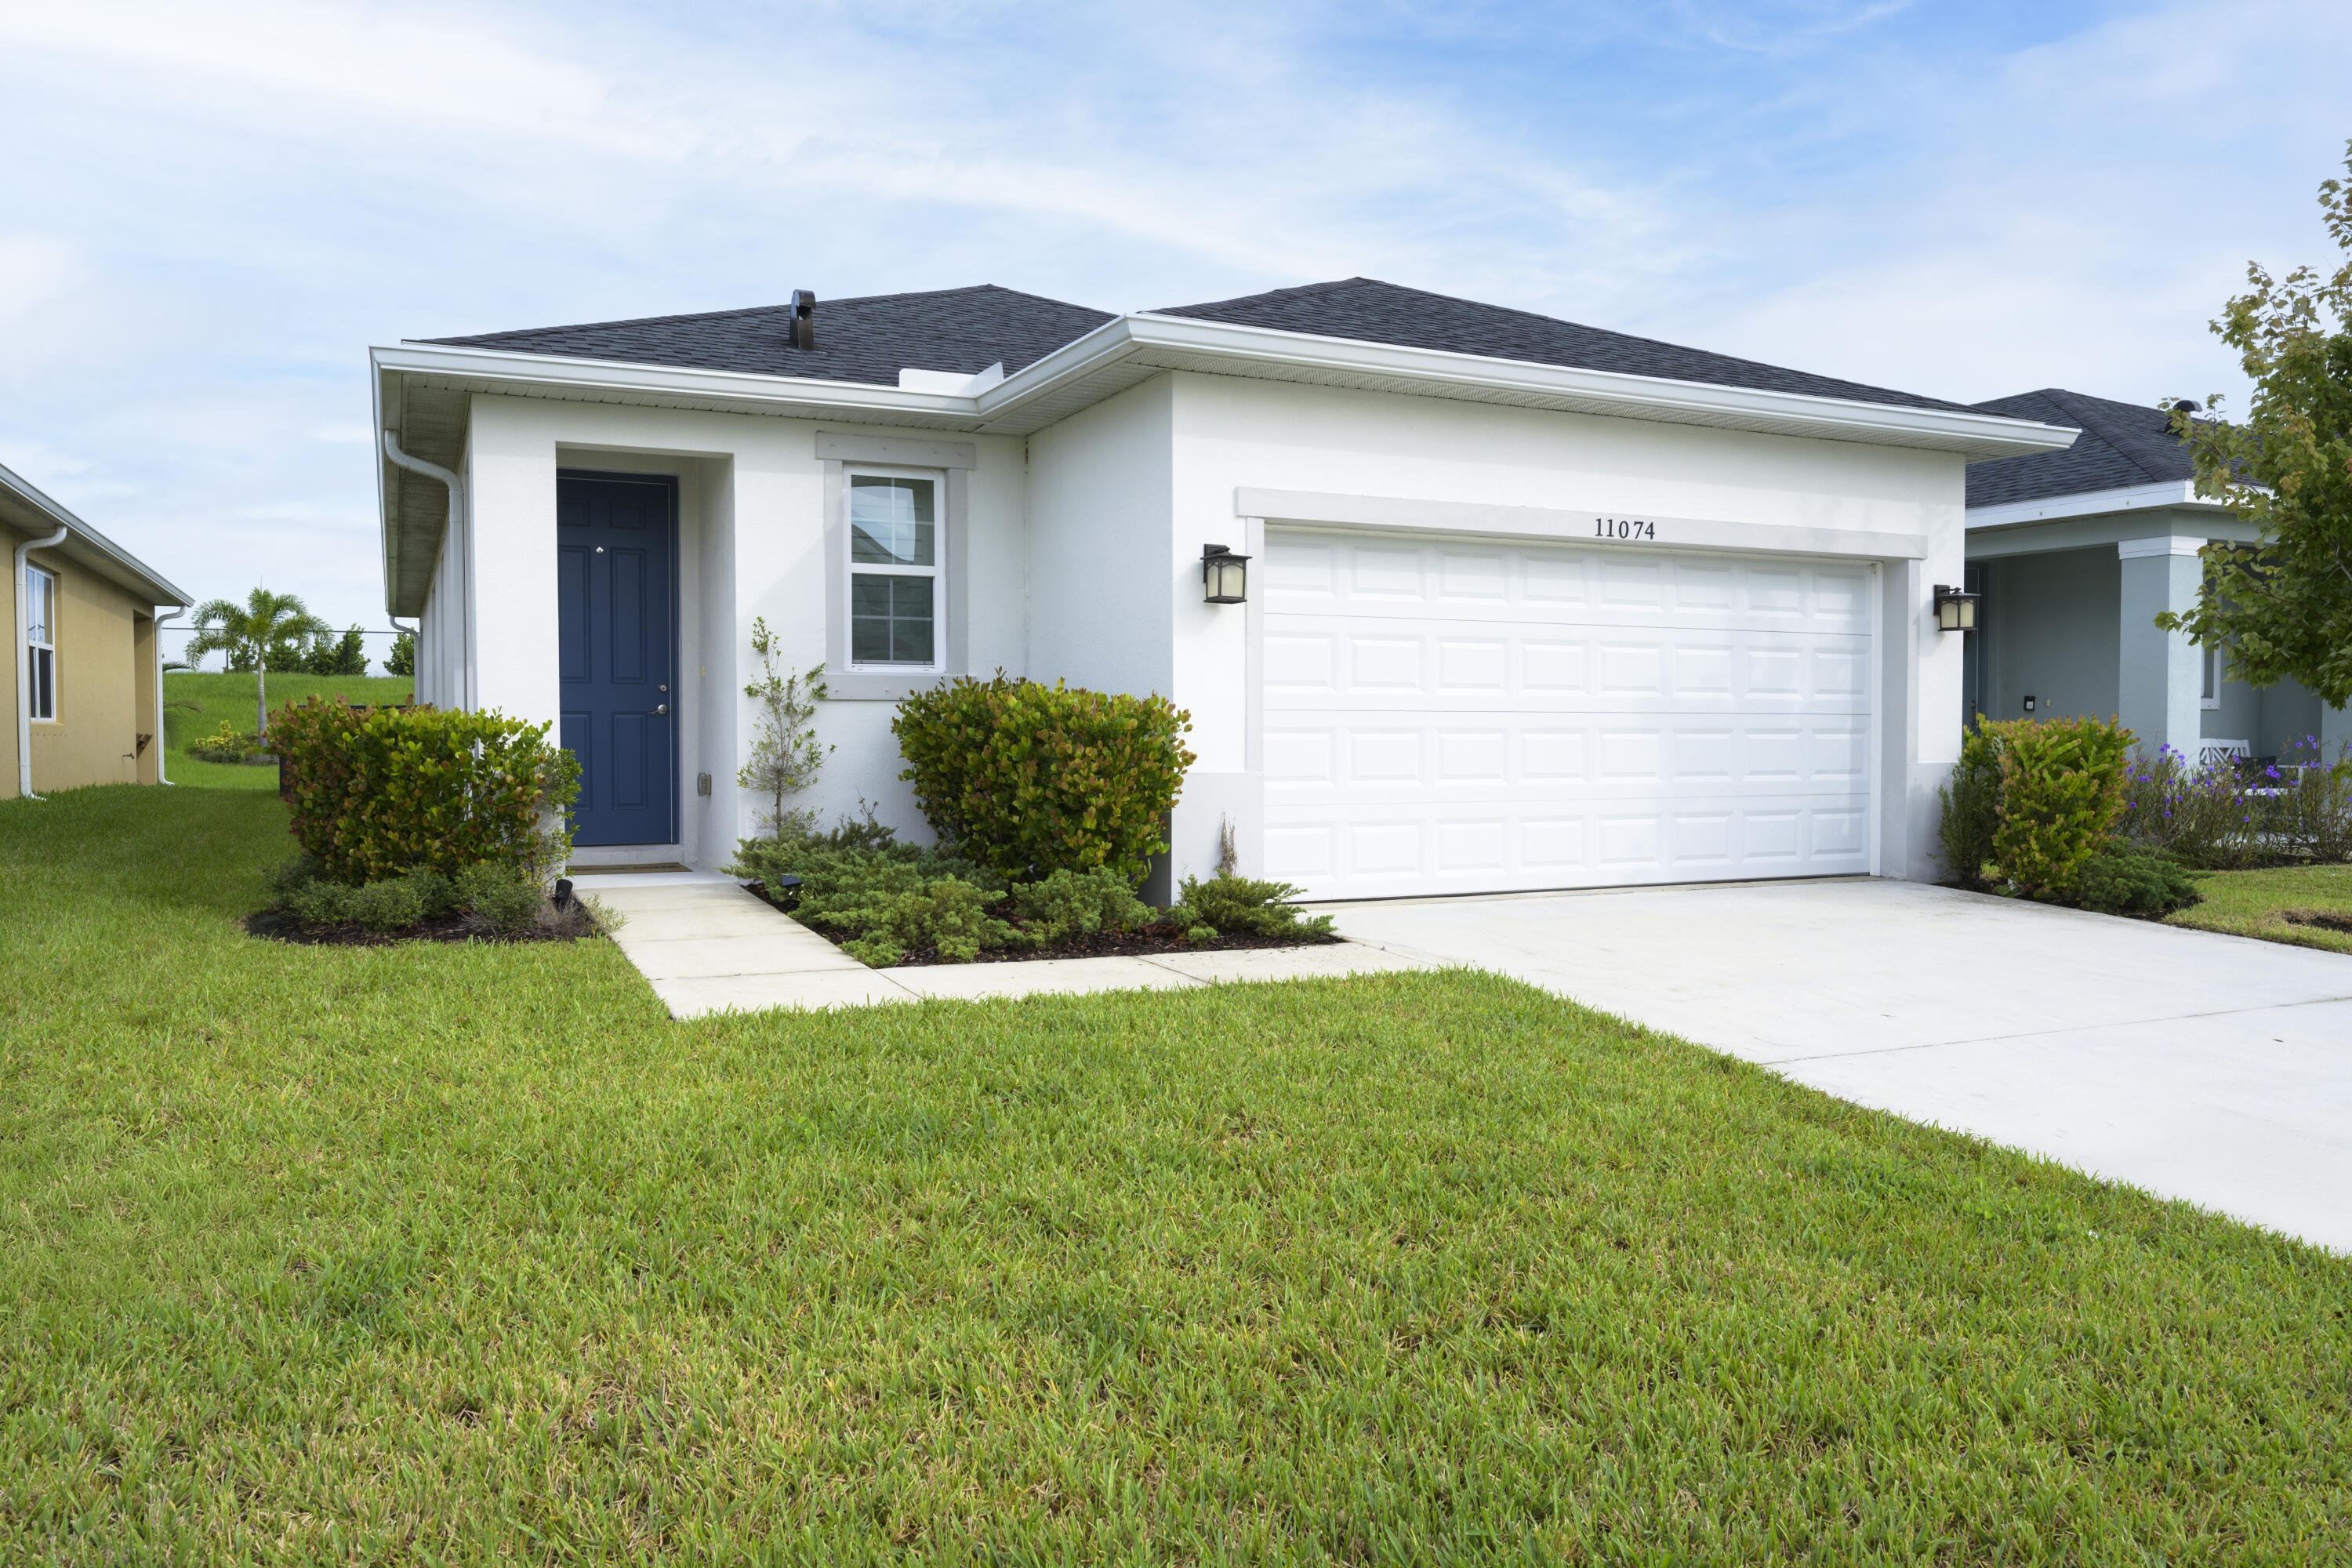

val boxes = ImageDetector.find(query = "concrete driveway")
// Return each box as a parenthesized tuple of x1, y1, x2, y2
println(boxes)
(1328, 879, 2352, 1253)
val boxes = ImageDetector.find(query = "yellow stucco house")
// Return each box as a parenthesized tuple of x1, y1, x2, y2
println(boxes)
(4, 460, 190, 800)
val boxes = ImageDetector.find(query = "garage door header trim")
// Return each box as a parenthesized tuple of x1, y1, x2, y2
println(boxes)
(1235, 486, 1928, 562)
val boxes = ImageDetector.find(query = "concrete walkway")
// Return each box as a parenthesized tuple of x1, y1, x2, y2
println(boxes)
(1327, 878, 2352, 1253)
(571, 869, 1432, 1018)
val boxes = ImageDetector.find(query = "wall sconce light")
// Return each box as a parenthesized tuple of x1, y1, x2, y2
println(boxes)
(1202, 544, 1250, 604)
(1933, 583, 1980, 633)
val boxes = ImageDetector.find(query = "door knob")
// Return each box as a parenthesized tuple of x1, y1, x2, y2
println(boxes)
(655, 703, 669, 715)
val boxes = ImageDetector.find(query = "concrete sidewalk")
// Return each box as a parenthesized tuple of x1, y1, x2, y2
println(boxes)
(1327, 877, 2352, 1254)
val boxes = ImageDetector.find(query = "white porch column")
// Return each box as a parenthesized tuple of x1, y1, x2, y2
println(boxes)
(2117, 536, 2204, 757)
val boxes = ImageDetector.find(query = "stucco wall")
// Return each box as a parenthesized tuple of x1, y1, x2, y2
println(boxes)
(444, 397, 1031, 864)
(1025, 376, 1176, 699)
(1161, 372, 1970, 885)
(3, 526, 161, 799)
(1978, 546, 2121, 724)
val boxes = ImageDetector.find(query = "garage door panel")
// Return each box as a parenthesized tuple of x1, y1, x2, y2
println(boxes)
(1261, 528, 1875, 899)
(1267, 713, 1869, 795)
(1264, 797, 1871, 895)
(1271, 618, 1869, 712)
(1265, 533, 1872, 635)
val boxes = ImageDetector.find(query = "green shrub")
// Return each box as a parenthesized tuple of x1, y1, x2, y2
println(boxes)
(455, 862, 543, 935)
(271, 700, 578, 885)
(818, 877, 1023, 967)
(1938, 725, 2004, 886)
(2074, 849, 2201, 916)
(1983, 716, 2135, 899)
(893, 674, 1196, 884)
(1007, 867, 1153, 943)
(280, 865, 456, 933)
(189, 721, 260, 764)
(1171, 872, 1335, 940)
(726, 803, 898, 888)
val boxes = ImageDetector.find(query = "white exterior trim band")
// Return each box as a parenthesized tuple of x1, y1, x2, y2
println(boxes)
(1235, 486, 1930, 561)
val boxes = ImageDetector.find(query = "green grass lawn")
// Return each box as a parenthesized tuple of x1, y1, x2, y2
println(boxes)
(2169, 864, 2352, 956)
(162, 669, 413, 789)
(5, 786, 2350, 1563)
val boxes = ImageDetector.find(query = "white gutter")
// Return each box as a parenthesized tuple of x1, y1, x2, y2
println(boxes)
(13, 522, 69, 800)
(381, 434, 474, 711)
(154, 607, 183, 785)
(1965, 478, 2232, 531)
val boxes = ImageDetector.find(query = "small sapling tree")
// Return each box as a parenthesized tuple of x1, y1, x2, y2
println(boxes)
(736, 616, 830, 840)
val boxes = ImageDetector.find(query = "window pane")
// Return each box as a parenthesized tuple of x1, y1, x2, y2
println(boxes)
(850, 477, 935, 566)
(31, 648, 53, 720)
(851, 572, 934, 666)
(25, 569, 51, 646)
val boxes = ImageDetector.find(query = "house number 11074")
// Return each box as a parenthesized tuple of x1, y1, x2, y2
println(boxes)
(1594, 517, 1657, 540)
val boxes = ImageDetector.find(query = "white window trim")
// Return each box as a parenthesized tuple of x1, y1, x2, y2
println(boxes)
(2200, 642, 2222, 710)
(24, 564, 56, 723)
(822, 459, 969, 701)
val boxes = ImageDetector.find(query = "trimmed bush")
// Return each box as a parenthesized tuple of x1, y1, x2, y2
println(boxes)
(1980, 716, 2135, 899)
(271, 701, 578, 885)
(1170, 872, 1335, 940)
(2074, 849, 2201, 917)
(893, 675, 1196, 884)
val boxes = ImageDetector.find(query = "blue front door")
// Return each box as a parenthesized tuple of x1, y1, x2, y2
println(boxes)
(558, 472, 677, 846)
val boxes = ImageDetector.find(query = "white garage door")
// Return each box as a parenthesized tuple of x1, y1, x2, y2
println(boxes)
(1261, 528, 1875, 901)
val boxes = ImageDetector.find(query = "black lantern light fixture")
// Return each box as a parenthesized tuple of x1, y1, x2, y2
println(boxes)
(1932, 583, 1980, 633)
(1203, 544, 1250, 604)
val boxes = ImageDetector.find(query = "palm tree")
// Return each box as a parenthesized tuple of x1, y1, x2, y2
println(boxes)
(184, 588, 331, 738)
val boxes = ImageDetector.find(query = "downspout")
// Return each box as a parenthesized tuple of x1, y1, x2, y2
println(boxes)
(13, 522, 71, 800)
(154, 607, 183, 785)
(380, 432, 471, 711)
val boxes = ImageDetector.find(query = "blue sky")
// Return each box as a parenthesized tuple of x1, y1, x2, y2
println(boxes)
(3, 0, 2347, 662)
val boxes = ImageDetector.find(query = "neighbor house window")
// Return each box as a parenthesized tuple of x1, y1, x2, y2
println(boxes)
(2201, 643, 2222, 710)
(847, 470, 941, 667)
(24, 564, 56, 720)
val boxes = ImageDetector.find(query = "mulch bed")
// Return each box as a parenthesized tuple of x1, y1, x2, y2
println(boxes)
(242, 906, 593, 947)
(741, 882, 1340, 967)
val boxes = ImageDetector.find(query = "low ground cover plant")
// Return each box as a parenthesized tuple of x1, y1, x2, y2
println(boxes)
(737, 813, 1335, 967)
(6, 784, 2351, 1560)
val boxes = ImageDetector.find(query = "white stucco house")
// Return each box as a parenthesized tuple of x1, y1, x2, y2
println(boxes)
(372, 278, 2073, 898)
(1962, 388, 2350, 768)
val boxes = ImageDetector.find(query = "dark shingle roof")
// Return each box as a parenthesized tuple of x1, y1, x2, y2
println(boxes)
(421, 285, 1116, 387)
(1151, 277, 1976, 415)
(1965, 387, 2196, 508)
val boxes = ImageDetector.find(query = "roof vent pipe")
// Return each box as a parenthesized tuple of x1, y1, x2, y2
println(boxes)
(791, 290, 815, 350)
(14, 521, 70, 800)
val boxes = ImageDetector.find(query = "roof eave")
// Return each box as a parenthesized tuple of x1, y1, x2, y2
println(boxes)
(0, 460, 191, 608)
(1965, 479, 2240, 531)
